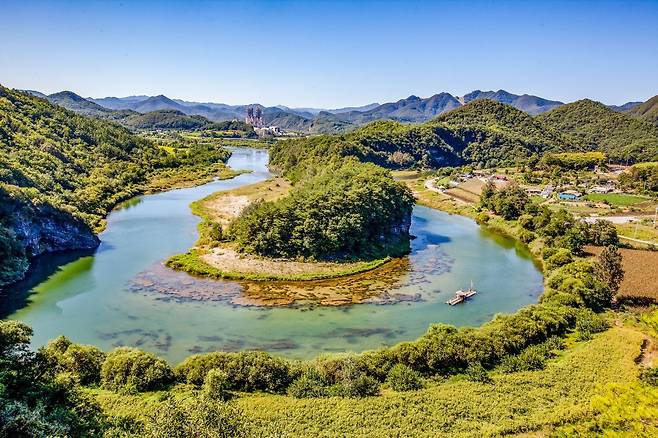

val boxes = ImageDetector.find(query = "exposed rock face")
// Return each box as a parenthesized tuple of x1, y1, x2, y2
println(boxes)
(11, 207, 99, 257)
(0, 194, 99, 286)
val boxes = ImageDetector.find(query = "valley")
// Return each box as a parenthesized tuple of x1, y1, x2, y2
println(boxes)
(2, 62, 658, 438)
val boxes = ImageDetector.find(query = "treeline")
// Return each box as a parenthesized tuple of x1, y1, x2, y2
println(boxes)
(540, 151, 607, 170)
(619, 162, 658, 195)
(271, 100, 572, 176)
(537, 99, 658, 163)
(0, 86, 232, 286)
(227, 160, 414, 260)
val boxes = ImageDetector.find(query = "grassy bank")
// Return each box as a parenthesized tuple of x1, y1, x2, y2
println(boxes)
(166, 249, 393, 282)
(87, 323, 654, 437)
(237, 326, 645, 437)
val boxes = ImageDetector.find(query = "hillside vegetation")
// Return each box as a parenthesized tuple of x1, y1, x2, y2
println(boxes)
(271, 100, 576, 177)
(0, 86, 232, 286)
(4, 183, 654, 436)
(43, 91, 256, 134)
(538, 99, 658, 162)
(271, 98, 658, 174)
(627, 94, 658, 125)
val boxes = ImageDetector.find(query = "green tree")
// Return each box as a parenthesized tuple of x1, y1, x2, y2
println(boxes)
(594, 245, 625, 296)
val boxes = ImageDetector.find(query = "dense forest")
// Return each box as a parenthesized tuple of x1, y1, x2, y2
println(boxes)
(626, 94, 658, 125)
(270, 100, 575, 176)
(228, 160, 414, 260)
(270, 98, 658, 176)
(538, 99, 658, 163)
(0, 86, 232, 286)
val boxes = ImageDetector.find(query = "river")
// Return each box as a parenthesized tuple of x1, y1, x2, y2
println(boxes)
(2, 147, 543, 362)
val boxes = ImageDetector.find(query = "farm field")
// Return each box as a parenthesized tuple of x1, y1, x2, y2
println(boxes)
(586, 245, 658, 303)
(615, 222, 658, 246)
(584, 192, 651, 206)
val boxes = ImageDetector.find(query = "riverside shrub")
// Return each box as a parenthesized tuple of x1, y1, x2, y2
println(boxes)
(203, 369, 230, 401)
(386, 364, 423, 391)
(41, 336, 106, 385)
(101, 347, 173, 392)
(175, 351, 293, 393)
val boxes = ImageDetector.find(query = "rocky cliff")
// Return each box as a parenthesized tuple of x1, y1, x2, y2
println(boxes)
(0, 191, 99, 286)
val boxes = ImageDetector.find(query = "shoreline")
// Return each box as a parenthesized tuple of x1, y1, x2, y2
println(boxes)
(165, 176, 411, 285)
(165, 168, 547, 295)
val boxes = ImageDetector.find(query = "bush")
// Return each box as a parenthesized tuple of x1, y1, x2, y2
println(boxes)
(386, 364, 423, 391)
(203, 369, 230, 401)
(500, 346, 546, 373)
(41, 336, 106, 385)
(519, 229, 536, 244)
(575, 309, 610, 341)
(640, 367, 658, 386)
(0, 319, 32, 355)
(545, 248, 574, 271)
(547, 261, 613, 311)
(175, 351, 292, 393)
(480, 183, 530, 220)
(294, 356, 380, 398)
(0, 321, 105, 437)
(330, 368, 379, 398)
(518, 214, 535, 231)
(475, 212, 490, 225)
(287, 368, 328, 398)
(101, 347, 173, 392)
(465, 363, 491, 383)
(143, 397, 250, 437)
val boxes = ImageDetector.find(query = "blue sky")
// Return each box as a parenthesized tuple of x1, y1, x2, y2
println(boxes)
(1, 0, 657, 107)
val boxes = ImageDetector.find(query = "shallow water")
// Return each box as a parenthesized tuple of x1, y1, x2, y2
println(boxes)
(2, 148, 543, 362)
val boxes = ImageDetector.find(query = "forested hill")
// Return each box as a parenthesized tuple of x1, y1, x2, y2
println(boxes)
(537, 99, 658, 163)
(626, 94, 658, 125)
(270, 100, 575, 179)
(0, 86, 230, 286)
(433, 99, 573, 153)
(39, 90, 255, 134)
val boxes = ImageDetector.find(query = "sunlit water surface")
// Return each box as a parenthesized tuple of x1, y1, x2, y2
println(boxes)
(2, 148, 543, 362)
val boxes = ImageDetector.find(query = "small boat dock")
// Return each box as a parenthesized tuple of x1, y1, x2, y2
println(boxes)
(446, 282, 478, 305)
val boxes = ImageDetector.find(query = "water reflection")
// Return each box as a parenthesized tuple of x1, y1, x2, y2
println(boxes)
(0, 249, 96, 317)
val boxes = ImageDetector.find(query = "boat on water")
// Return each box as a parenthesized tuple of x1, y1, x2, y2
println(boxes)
(446, 281, 478, 305)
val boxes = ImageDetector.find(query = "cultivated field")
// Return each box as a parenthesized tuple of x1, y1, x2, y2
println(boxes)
(586, 245, 658, 303)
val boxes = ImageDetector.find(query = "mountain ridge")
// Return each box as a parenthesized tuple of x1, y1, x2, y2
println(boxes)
(25, 88, 651, 136)
(626, 94, 658, 125)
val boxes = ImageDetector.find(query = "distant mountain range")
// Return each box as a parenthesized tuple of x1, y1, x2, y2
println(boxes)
(20, 88, 658, 134)
(89, 89, 566, 127)
(608, 101, 643, 112)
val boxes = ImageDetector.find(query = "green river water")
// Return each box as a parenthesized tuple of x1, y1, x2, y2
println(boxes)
(2, 148, 543, 362)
